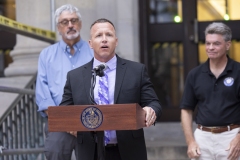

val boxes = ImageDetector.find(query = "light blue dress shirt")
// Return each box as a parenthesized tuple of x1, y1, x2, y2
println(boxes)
(36, 39, 93, 117)
(93, 55, 118, 144)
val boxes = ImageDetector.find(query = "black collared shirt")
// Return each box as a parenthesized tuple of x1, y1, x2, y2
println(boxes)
(180, 56, 240, 126)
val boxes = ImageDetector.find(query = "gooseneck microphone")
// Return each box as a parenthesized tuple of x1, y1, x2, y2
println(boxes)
(89, 63, 107, 159)
(92, 63, 107, 77)
(90, 63, 108, 105)
(93, 63, 107, 71)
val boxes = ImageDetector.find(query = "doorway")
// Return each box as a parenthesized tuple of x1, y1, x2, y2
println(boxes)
(139, 0, 240, 121)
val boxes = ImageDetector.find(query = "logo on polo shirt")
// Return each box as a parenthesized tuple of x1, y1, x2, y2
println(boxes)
(224, 77, 234, 86)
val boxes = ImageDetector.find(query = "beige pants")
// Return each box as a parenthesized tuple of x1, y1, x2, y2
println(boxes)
(192, 127, 240, 160)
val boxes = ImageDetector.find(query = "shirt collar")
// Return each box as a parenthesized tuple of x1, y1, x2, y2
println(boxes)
(59, 39, 84, 53)
(202, 55, 234, 73)
(93, 55, 117, 71)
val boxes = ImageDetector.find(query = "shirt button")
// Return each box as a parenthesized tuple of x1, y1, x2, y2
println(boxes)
(73, 65, 75, 68)
(69, 55, 72, 58)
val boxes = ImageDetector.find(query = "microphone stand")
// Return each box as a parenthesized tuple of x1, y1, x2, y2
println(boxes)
(89, 69, 105, 160)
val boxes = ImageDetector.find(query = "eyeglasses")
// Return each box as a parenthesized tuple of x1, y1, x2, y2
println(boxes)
(58, 18, 79, 26)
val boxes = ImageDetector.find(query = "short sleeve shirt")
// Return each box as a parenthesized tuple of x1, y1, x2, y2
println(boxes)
(180, 57, 240, 126)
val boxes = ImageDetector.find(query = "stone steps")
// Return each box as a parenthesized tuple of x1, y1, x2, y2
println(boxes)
(144, 122, 195, 160)
(147, 146, 188, 160)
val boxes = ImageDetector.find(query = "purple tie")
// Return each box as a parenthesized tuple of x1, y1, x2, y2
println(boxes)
(98, 72, 109, 105)
(98, 71, 110, 145)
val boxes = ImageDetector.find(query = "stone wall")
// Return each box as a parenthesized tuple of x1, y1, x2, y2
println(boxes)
(4, 0, 140, 76)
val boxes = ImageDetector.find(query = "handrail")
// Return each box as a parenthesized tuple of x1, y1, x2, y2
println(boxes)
(0, 74, 37, 124)
(0, 147, 44, 155)
(0, 86, 35, 95)
(0, 74, 45, 159)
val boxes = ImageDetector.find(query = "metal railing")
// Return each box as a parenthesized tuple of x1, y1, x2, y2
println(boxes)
(0, 74, 45, 160)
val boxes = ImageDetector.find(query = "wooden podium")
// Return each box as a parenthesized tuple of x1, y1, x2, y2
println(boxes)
(48, 103, 145, 132)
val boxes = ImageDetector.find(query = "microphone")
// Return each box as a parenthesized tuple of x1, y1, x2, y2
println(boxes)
(93, 63, 107, 71)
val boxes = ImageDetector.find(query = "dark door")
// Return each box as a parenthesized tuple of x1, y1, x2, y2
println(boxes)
(139, 0, 240, 121)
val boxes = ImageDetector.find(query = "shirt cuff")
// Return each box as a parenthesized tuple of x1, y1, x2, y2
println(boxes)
(37, 99, 56, 117)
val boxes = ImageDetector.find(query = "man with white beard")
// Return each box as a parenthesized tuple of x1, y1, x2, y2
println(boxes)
(36, 4, 93, 160)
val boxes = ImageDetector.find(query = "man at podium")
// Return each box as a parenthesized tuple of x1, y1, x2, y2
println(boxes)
(60, 18, 162, 160)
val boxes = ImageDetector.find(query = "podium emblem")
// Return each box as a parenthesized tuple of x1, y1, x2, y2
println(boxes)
(81, 106, 103, 129)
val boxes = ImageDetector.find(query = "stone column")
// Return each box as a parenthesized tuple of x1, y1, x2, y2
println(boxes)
(116, 0, 139, 62)
(59, 0, 139, 62)
(4, 0, 52, 76)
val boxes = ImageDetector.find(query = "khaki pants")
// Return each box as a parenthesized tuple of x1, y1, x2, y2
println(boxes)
(192, 127, 240, 160)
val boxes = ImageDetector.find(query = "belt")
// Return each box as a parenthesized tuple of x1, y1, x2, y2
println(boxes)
(198, 124, 240, 133)
(105, 144, 118, 148)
